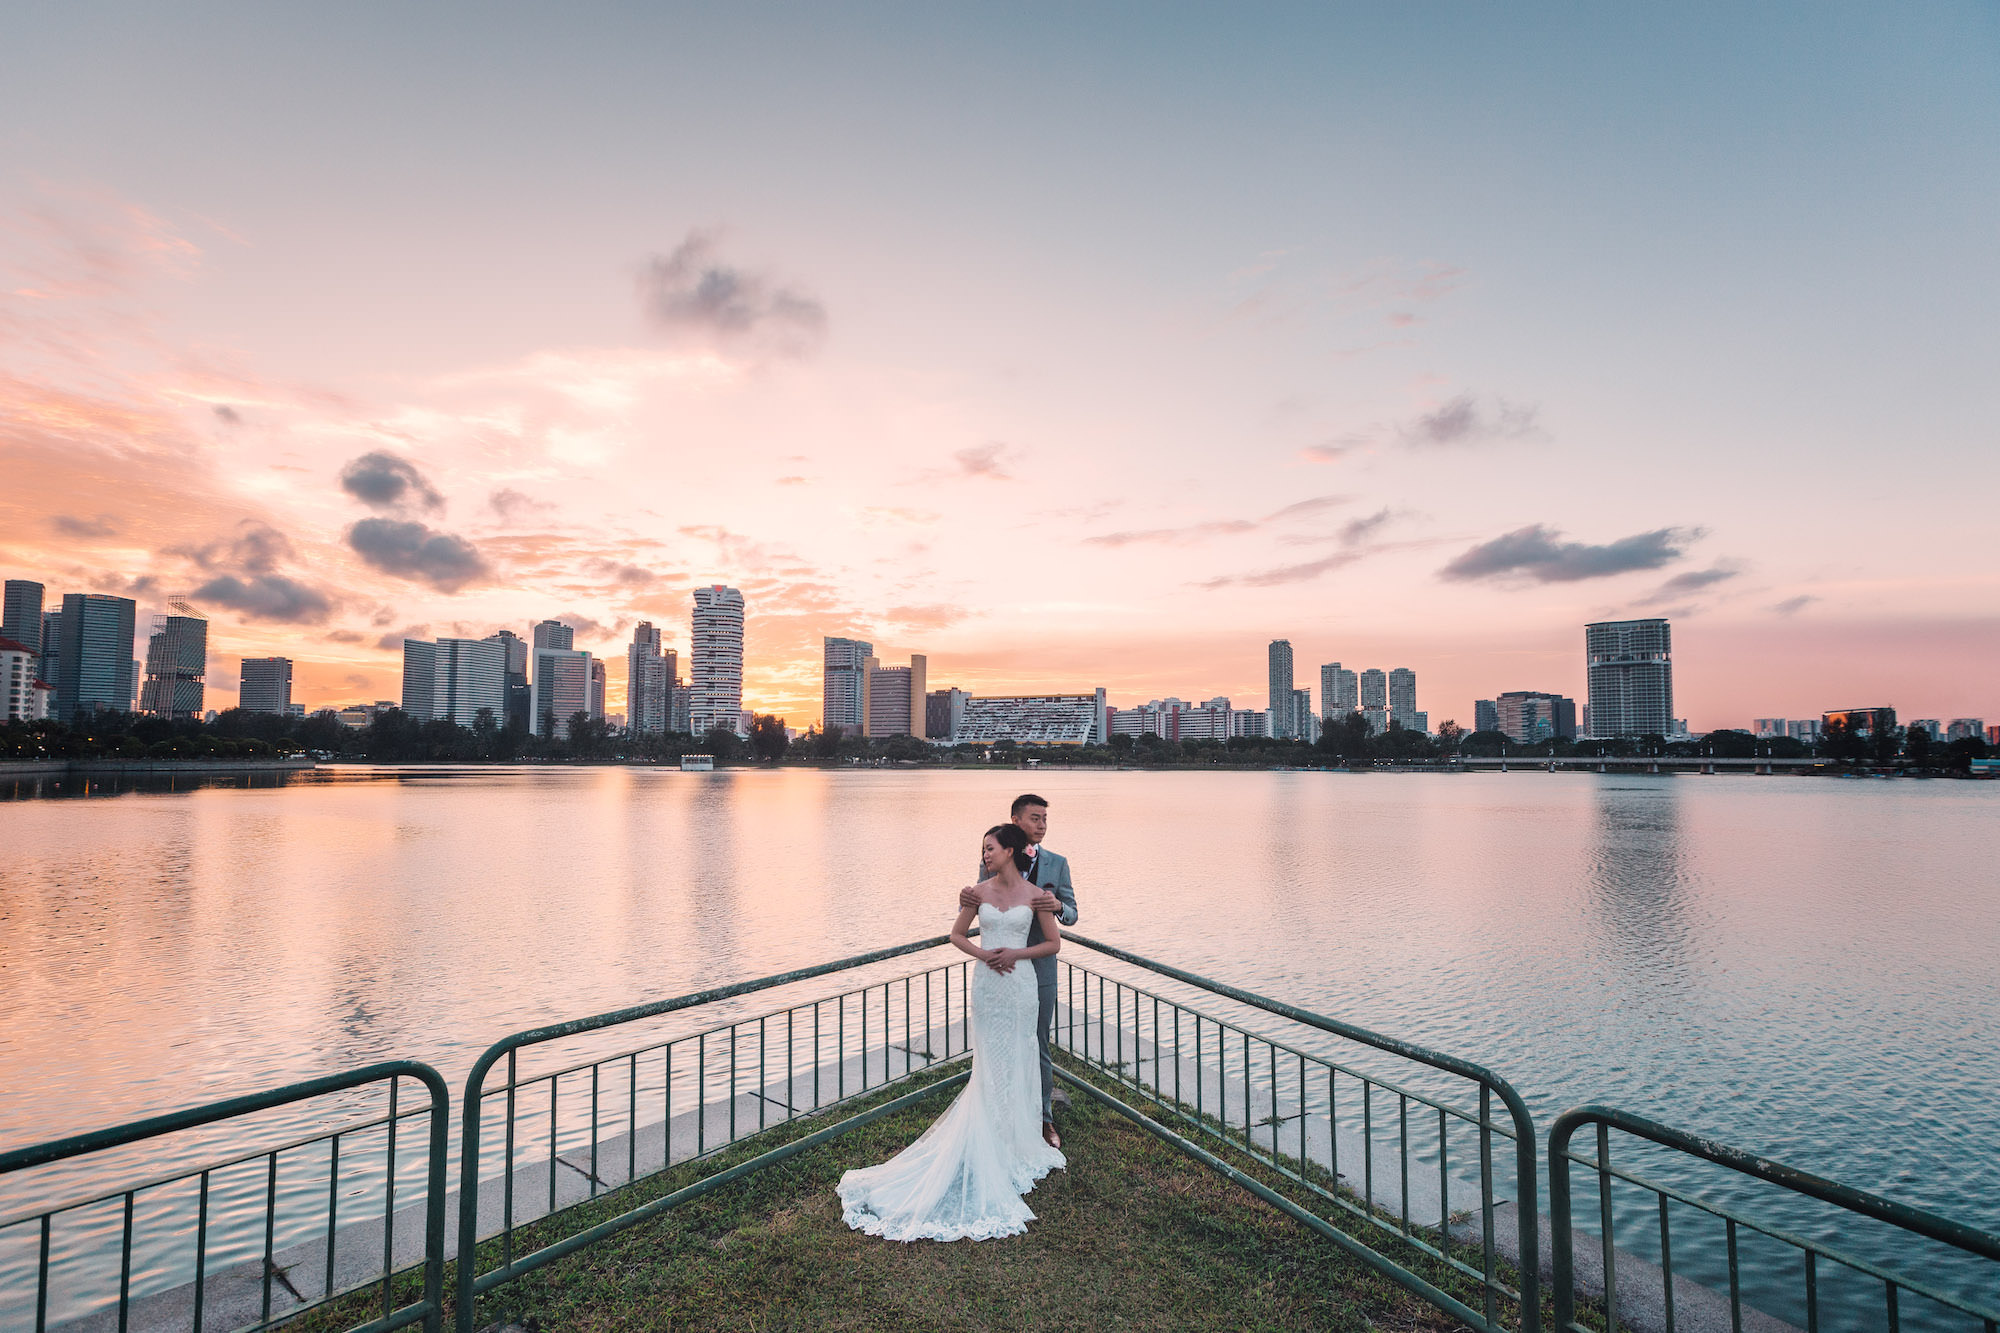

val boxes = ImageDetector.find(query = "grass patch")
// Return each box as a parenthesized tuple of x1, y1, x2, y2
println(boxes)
(291, 1056, 1564, 1332)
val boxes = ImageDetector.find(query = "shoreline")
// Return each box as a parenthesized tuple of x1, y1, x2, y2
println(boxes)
(0, 758, 317, 777)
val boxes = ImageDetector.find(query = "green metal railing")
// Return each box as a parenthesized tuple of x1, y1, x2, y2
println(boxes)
(451, 935, 980, 1333)
(1056, 931, 1543, 1333)
(0, 1061, 448, 1333)
(11, 936, 2000, 1333)
(1549, 1105, 2000, 1333)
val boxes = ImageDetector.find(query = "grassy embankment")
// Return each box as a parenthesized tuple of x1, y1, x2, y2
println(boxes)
(294, 1057, 1567, 1332)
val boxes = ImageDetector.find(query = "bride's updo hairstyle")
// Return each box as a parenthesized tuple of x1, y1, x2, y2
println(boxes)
(985, 823, 1033, 874)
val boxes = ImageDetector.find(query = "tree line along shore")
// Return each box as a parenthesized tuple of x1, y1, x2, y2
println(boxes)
(4, 707, 1988, 773)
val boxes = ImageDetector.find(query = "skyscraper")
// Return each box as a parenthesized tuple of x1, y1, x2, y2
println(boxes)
(2, 581, 43, 665)
(822, 636, 873, 733)
(1292, 688, 1315, 742)
(1359, 668, 1387, 711)
(400, 640, 438, 721)
(493, 629, 531, 732)
(864, 653, 929, 738)
(1388, 667, 1417, 731)
(434, 637, 508, 724)
(626, 622, 671, 734)
(39, 608, 63, 685)
(1584, 619, 1673, 738)
(690, 585, 745, 737)
(238, 657, 294, 715)
(1319, 663, 1357, 719)
(140, 602, 208, 720)
(532, 619, 574, 651)
(590, 659, 607, 721)
(54, 593, 137, 721)
(531, 648, 593, 737)
(1267, 639, 1295, 739)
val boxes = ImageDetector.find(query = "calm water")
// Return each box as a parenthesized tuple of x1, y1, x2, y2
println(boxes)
(3, 766, 1997, 1325)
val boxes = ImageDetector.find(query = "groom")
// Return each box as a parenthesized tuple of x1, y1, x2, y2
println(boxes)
(963, 793, 1079, 1146)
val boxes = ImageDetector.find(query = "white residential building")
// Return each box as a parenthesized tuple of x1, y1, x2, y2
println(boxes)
(690, 585, 745, 737)
(822, 636, 873, 733)
(1320, 663, 1357, 719)
(1, 635, 50, 721)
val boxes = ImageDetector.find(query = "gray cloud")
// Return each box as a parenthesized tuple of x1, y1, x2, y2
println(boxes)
(51, 513, 120, 538)
(1088, 494, 1350, 548)
(341, 451, 445, 512)
(1399, 394, 1539, 447)
(1439, 524, 1696, 584)
(954, 442, 1013, 479)
(180, 521, 295, 576)
(1339, 508, 1395, 546)
(377, 625, 431, 651)
(583, 558, 659, 587)
(213, 404, 241, 424)
(1640, 565, 1740, 605)
(346, 519, 488, 591)
(1198, 549, 1371, 590)
(1772, 595, 1817, 616)
(637, 230, 826, 357)
(488, 487, 554, 522)
(192, 574, 335, 624)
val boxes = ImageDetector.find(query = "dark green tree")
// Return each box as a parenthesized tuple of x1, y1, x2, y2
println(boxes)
(749, 714, 790, 761)
(1819, 718, 1862, 765)
(1945, 735, 1988, 771)
(1904, 726, 1933, 769)
(1871, 722, 1902, 769)
(1703, 729, 1757, 759)
(1316, 710, 1371, 763)
(702, 726, 746, 762)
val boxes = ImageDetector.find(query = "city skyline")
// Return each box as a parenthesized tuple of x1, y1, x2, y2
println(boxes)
(4, 559, 1995, 737)
(3, 7, 1996, 730)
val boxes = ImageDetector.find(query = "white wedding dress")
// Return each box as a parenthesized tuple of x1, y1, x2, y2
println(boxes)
(837, 904, 1067, 1241)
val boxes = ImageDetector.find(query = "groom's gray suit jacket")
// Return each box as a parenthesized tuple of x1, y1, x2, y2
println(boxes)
(977, 847, 1078, 989)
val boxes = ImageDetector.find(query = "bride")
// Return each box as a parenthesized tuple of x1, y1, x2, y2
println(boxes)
(837, 823, 1068, 1241)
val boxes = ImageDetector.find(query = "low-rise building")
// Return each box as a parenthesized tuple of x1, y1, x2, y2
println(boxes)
(0, 635, 51, 721)
(957, 691, 1106, 746)
(1229, 709, 1269, 739)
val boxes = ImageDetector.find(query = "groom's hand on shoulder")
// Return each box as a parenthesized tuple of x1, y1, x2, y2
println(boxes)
(959, 884, 982, 910)
(1030, 890, 1059, 914)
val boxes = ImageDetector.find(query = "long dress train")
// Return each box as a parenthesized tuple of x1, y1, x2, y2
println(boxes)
(836, 903, 1066, 1241)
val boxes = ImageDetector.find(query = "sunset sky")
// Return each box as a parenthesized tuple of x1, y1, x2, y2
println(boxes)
(4, 4, 1996, 730)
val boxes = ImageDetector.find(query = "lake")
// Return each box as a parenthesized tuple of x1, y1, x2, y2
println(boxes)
(2, 765, 1996, 1327)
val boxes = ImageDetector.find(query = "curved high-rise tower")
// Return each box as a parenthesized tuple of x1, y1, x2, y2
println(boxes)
(690, 585, 745, 738)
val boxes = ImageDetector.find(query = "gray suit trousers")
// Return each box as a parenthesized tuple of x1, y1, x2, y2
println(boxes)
(1034, 955, 1058, 1119)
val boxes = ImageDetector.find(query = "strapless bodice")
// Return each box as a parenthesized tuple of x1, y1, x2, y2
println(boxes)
(977, 902, 1034, 949)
